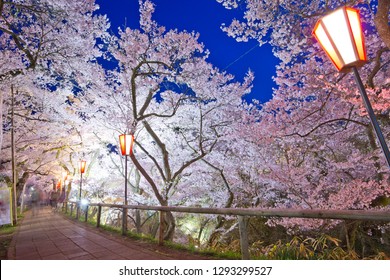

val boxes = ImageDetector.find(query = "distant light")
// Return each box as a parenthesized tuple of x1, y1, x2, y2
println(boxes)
(81, 199, 89, 206)
(313, 6, 367, 72)
(79, 160, 87, 174)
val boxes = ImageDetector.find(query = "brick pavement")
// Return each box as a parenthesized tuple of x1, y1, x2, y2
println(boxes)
(7, 206, 211, 260)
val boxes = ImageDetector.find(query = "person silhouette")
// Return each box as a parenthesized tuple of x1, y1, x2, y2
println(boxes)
(31, 187, 40, 216)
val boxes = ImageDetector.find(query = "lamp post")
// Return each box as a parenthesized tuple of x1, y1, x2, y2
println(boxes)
(119, 133, 134, 235)
(79, 160, 86, 201)
(313, 6, 390, 168)
(77, 160, 86, 219)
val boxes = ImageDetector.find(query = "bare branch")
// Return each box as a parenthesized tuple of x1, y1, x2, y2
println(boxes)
(285, 117, 368, 138)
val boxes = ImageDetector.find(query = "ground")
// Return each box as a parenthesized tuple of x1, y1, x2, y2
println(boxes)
(1, 209, 216, 260)
(0, 226, 17, 260)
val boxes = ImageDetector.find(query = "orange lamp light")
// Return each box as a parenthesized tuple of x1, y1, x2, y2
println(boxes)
(313, 6, 367, 72)
(119, 134, 134, 156)
(79, 160, 86, 174)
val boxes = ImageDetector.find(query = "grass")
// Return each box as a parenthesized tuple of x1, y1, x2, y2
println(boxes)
(0, 210, 25, 260)
(163, 240, 242, 259)
(0, 225, 17, 259)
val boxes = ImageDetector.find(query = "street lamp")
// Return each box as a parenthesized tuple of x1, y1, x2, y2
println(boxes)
(313, 6, 390, 168)
(77, 160, 86, 219)
(62, 171, 69, 212)
(119, 133, 134, 235)
(79, 160, 86, 201)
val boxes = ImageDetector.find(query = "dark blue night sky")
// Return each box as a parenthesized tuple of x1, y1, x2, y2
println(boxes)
(96, 0, 279, 103)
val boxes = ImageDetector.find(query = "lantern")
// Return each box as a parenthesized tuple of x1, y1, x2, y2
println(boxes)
(77, 160, 87, 219)
(118, 133, 134, 235)
(119, 134, 134, 156)
(312, 6, 390, 168)
(313, 6, 366, 72)
(79, 160, 86, 174)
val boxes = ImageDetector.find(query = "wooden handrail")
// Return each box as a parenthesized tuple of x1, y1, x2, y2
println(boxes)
(65, 201, 390, 259)
(80, 202, 390, 221)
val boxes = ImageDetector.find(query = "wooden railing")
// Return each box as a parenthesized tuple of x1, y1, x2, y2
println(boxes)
(64, 201, 390, 259)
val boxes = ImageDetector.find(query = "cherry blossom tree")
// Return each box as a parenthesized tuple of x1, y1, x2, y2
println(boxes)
(217, 0, 389, 64)
(0, 0, 109, 146)
(217, 0, 390, 239)
(1, 76, 82, 202)
(0, 0, 109, 80)
(1, 0, 387, 251)
(81, 0, 253, 240)
(0, 0, 109, 205)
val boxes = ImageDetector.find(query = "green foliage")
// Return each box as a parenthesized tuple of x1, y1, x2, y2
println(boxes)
(99, 224, 121, 234)
(0, 209, 26, 260)
(250, 234, 388, 260)
(264, 235, 347, 259)
(163, 239, 241, 259)
(0, 224, 17, 235)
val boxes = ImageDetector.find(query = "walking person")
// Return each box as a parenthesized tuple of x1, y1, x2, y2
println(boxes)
(56, 189, 66, 212)
(50, 189, 59, 210)
(30, 187, 40, 216)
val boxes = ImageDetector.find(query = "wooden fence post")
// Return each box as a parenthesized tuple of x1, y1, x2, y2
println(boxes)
(122, 207, 127, 236)
(159, 210, 164, 246)
(97, 205, 102, 228)
(238, 216, 250, 260)
(70, 203, 74, 216)
(84, 205, 88, 222)
(76, 203, 80, 220)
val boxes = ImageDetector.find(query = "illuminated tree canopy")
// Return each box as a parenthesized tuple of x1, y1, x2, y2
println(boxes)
(1, 0, 389, 248)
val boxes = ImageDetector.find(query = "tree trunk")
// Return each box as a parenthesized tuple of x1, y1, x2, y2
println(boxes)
(16, 172, 30, 204)
(20, 183, 27, 213)
(204, 162, 234, 247)
(135, 209, 142, 234)
(11, 85, 17, 224)
(0, 90, 3, 152)
(130, 153, 175, 240)
(374, 0, 390, 49)
(133, 169, 142, 234)
(162, 210, 176, 241)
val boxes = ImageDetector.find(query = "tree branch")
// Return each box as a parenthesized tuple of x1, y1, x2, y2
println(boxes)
(134, 139, 167, 182)
(374, 0, 390, 49)
(285, 117, 368, 138)
(367, 47, 389, 88)
(129, 152, 166, 205)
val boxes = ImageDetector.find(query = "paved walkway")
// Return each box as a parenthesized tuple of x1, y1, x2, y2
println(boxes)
(7, 207, 211, 260)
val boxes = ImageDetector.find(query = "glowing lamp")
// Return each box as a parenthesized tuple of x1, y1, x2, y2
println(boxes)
(79, 160, 86, 174)
(313, 6, 366, 72)
(312, 6, 390, 168)
(118, 133, 134, 235)
(119, 134, 134, 156)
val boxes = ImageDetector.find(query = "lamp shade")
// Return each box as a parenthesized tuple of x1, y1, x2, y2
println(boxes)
(313, 6, 367, 72)
(79, 160, 86, 174)
(119, 134, 134, 156)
